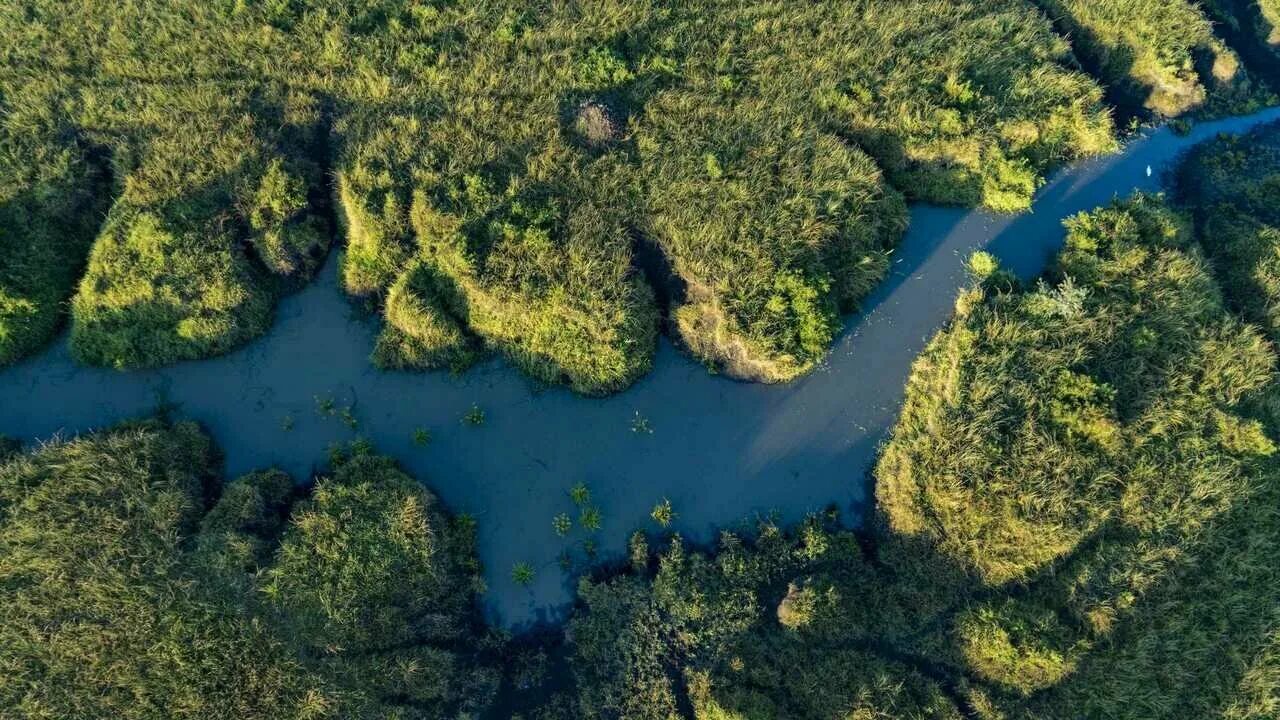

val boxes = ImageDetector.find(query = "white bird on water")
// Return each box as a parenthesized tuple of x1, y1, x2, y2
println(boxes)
(1146, 165, 1153, 177)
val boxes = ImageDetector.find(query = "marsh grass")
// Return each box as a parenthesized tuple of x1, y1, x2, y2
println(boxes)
(552, 179, 1280, 719)
(1033, 0, 1273, 118)
(0, 0, 1163, 390)
(0, 421, 500, 718)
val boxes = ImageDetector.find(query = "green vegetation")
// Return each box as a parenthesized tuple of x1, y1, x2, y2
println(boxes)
(650, 498, 675, 528)
(538, 155, 1280, 717)
(1204, 0, 1280, 75)
(462, 404, 485, 427)
(1178, 122, 1280, 339)
(1033, 0, 1270, 117)
(0, 422, 497, 718)
(512, 563, 537, 587)
(631, 411, 654, 435)
(553, 513, 573, 537)
(411, 426, 432, 447)
(0, 0, 1168, 390)
(7, 131, 1280, 717)
(0, 129, 107, 365)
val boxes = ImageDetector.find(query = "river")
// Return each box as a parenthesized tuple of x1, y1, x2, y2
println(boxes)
(3, 107, 1279, 628)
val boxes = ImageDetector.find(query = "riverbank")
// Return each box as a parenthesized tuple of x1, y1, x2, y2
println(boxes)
(3, 108, 1279, 627)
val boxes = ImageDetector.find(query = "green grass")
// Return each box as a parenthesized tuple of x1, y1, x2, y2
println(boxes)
(0, 421, 498, 718)
(6, 134, 1280, 719)
(0, 121, 108, 365)
(1033, 0, 1272, 118)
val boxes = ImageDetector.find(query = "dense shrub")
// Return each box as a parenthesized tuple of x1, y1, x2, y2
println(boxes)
(0, 421, 497, 719)
(1033, 0, 1270, 117)
(0, 111, 107, 365)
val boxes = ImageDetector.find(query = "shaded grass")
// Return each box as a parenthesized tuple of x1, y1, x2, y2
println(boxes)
(0, 422, 499, 718)
(1177, 121, 1280, 340)
(1033, 0, 1273, 118)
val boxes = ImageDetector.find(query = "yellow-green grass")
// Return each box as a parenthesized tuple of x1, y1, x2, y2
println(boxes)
(1034, 0, 1271, 118)
(66, 85, 329, 367)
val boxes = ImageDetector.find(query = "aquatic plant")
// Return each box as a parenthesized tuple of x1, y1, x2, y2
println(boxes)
(512, 562, 536, 587)
(630, 412, 654, 435)
(553, 513, 573, 538)
(650, 498, 675, 528)
(570, 482, 591, 507)
(411, 427, 432, 447)
(579, 506, 603, 533)
(462, 404, 485, 427)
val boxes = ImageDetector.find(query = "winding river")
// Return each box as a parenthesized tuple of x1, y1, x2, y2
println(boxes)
(3, 108, 1279, 628)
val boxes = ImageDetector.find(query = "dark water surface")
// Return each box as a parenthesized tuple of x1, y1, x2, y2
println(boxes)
(3, 109, 1279, 627)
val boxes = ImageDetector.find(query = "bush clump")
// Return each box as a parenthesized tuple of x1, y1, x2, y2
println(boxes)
(1178, 122, 1280, 339)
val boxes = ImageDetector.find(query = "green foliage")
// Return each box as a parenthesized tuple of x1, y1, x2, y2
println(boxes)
(512, 562, 537, 587)
(1178, 123, 1280, 340)
(553, 180, 1280, 718)
(462, 404, 485, 427)
(0, 421, 497, 718)
(631, 411, 654, 435)
(1034, 0, 1271, 117)
(579, 506, 603, 533)
(552, 513, 572, 537)
(0, 0, 1143, 388)
(411, 426, 432, 447)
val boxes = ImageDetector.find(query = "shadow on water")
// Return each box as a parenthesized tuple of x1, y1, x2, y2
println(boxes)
(3, 108, 1280, 630)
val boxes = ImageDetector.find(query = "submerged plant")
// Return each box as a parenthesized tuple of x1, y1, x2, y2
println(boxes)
(631, 412, 654, 435)
(412, 427, 433, 447)
(512, 562, 536, 587)
(552, 513, 572, 537)
(462, 405, 485, 427)
(579, 506, 602, 533)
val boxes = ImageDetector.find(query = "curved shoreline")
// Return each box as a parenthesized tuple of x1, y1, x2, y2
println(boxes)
(3, 107, 1279, 628)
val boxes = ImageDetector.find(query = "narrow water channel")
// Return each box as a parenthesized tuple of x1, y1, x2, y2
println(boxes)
(3, 108, 1279, 628)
